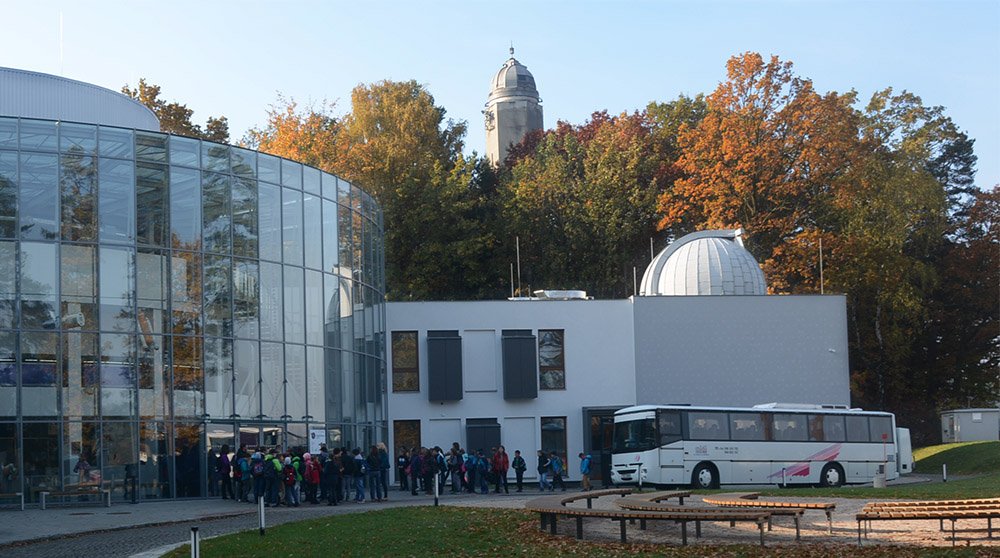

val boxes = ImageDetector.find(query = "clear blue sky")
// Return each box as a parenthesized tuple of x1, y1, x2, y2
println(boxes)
(4, 0, 998, 188)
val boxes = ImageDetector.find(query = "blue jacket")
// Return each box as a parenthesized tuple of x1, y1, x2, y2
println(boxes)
(580, 454, 592, 475)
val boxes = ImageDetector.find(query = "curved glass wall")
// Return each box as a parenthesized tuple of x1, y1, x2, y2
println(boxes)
(0, 117, 386, 502)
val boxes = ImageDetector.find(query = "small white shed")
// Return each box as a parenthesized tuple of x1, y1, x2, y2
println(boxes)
(940, 408, 1000, 443)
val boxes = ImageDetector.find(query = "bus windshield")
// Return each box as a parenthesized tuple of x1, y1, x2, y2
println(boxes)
(612, 418, 657, 454)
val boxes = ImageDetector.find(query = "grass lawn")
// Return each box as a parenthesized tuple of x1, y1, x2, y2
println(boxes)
(913, 442, 1000, 475)
(164, 506, 991, 558)
(752, 472, 1000, 500)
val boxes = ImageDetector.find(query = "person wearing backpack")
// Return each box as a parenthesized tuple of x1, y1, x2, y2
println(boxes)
(512, 450, 527, 492)
(536, 450, 551, 492)
(397, 448, 410, 492)
(366, 446, 382, 502)
(233, 453, 249, 502)
(251, 452, 266, 504)
(340, 448, 354, 502)
(447, 449, 462, 493)
(322, 448, 341, 506)
(217, 445, 234, 500)
(264, 451, 281, 506)
(408, 449, 422, 496)
(493, 446, 510, 494)
(475, 449, 490, 494)
(549, 451, 566, 491)
(464, 451, 477, 493)
(352, 448, 366, 503)
(282, 456, 300, 506)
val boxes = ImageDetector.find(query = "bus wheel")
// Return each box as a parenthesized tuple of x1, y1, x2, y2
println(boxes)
(692, 462, 718, 489)
(819, 463, 844, 488)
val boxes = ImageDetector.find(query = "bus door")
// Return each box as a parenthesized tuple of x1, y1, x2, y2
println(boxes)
(656, 410, 684, 485)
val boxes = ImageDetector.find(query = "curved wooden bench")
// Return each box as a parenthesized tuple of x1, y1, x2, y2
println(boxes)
(857, 500, 1000, 546)
(614, 496, 774, 544)
(703, 492, 835, 535)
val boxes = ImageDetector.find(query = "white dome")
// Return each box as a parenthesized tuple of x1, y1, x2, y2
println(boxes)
(487, 49, 540, 103)
(640, 229, 767, 296)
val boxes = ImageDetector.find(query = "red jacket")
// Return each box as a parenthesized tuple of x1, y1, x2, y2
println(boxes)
(305, 459, 321, 484)
(493, 451, 510, 473)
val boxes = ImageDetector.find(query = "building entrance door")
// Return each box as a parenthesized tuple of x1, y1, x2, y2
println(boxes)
(584, 408, 621, 487)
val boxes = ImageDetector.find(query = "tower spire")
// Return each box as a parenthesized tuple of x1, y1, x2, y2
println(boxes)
(510, 42, 514, 57)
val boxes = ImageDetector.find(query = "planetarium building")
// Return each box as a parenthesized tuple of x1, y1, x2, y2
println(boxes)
(0, 68, 386, 502)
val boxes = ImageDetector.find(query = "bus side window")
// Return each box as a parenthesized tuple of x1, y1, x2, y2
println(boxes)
(657, 411, 681, 445)
(808, 415, 825, 441)
(846, 416, 870, 442)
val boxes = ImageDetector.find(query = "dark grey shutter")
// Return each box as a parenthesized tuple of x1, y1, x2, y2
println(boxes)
(427, 330, 462, 401)
(466, 418, 501, 453)
(502, 329, 538, 400)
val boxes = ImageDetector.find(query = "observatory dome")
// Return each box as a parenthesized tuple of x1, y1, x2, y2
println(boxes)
(639, 229, 767, 296)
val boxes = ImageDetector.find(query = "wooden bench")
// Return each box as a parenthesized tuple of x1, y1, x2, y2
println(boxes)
(39, 486, 111, 510)
(702, 492, 836, 535)
(558, 487, 634, 509)
(613, 496, 773, 545)
(527, 490, 772, 546)
(857, 500, 1000, 546)
(0, 492, 24, 511)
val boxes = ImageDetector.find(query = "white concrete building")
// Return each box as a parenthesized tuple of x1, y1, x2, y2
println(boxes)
(385, 230, 851, 485)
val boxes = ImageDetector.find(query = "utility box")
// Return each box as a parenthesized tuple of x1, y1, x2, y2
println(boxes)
(940, 409, 1000, 443)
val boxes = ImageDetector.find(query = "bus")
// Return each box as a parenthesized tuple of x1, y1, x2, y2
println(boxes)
(610, 403, 909, 489)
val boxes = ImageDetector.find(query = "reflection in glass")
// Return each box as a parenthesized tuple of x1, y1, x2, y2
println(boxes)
(282, 188, 302, 266)
(173, 423, 203, 497)
(0, 151, 17, 238)
(170, 251, 202, 336)
(322, 200, 337, 273)
(260, 341, 283, 419)
(202, 172, 231, 255)
(0, 241, 16, 329)
(303, 193, 321, 269)
(283, 266, 304, 344)
(259, 262, 282, 342)
(306, 346, 324, 422)
(169, 166, 201, 250)
(538, 329, 565, 390)
(303, 166, 320, 194)
(100, 247, 135, 332)
(61, 244, 98, 331)
(136, 162, 168, 247)
(139, 421, 171, 499)
(19, 153, 59, 240)
(137, 249, 168, 338)
(338, 203, 351, 275)
(99, 158, 135, 244)
(323, 273, 340, 349)
(19, 120, 57, 152)
(172, 336, 203, 417)
(232, 177, 258, 258)
(100, 333, 136, 417)
(20, 241, 58, 329)
(60, 123, 97, 154)
(138, 333, 167, 419)
(102, 421, 138, 501)
(203, 255, 232, 338)
(23, 423, 58, 502)
(21, 331, 58, 416)
(0, 331, 14, 416)
(135, 132, 167, 163)
(257, 183, 281, 262)
(169, 136, 199, 168)
(231, 148, 256, 179)
(234, 339, 259, 419)
(0, 117, 17, 149)
(202, 143, 229, 173)
(281, 159, 301, 189)
(285, 344, 305, 420)
(204, 336, 233, 418)
(257, 153, 279, 184)
(233, 259, 259, 339)
(99, 126, 134, 159)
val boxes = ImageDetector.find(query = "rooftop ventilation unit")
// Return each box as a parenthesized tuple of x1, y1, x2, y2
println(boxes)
(531, 289, 590, 300)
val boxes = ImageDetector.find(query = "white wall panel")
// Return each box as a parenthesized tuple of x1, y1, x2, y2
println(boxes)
(463, 329, 497, 392)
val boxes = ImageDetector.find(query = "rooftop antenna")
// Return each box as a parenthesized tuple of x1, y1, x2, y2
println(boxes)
(650, 237, 654, 261)
(510, 42, 514, 57)
(819, 236, 825, 295)
(509, 263, 514, 298)
(515, 236, 522, 296)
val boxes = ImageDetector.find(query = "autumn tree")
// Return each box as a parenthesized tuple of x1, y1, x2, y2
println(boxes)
(122, 79, 229, 142)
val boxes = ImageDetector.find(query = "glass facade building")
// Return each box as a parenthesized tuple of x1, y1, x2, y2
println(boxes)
(0, 116, 386, 502)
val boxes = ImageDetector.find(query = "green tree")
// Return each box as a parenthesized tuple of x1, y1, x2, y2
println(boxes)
(122, 79, 229, 142)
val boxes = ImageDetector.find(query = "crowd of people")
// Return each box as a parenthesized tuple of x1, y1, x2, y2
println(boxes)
(210, 441, 596, 507)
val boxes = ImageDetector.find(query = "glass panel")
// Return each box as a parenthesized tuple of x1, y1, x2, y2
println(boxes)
(202, 172, 231, 255)
(538, 329, 564, 390)
(62, 421, 100, 491)
(337, 202, 351, 275)
(99, 158, 135, 244)
(233, 339, 259, 419)
(170, 251, 202, 336)
(136, 248, 168, 338)
(172, 336, 204, 417)
(203, 337, 232, 419)
(281, 159, 301, 189)
(260, 341, 283, 419)
(306, 345, 324, 422)
(102, 421, 138, 502)
(283, 266, 304, 344)
(139, 421, 171, 499)
(391, 331, 418, 392)
(21, 331, 58, 417)
(60, 154, 97, 241)
(60, 123, 96, 155)
(138, 333, 167, 419)
(337, 178, 350, 207)
(169, 166, 201, 250)
(0, 423, 18, 491)
(303, 192, 321, 269)
(612, 418, 656, 453)
(24, 422, 59, 502)
(0, 151, 16, 238)
(687, 411, 729, 440)
(99, 246, 135, 332)
(19, 152, 59, 240)
(869, 416, 893, 443)
(203, 255, 232, 338)
(173, 423, 204, 497)
(809, 414, 845, 442)
(257, 153, 279, 184)
(135, 132, 167, 163)
(61, 244, 98, 331)
(61, 331, 99, 419)
(0, 117, 17, 149)
(20, 241, 58, 329)
(233, 259, 259, 339)
(282, 188, 303, 266)
(258, 261, 282, 342)
(322, 199, 337, 274)
(257, 182, 281, 262)
(285, 344, 305, 419)
(846, 416, 870, 442)
(201, 143, 229, 173)
(0, 332, 14, 416)
(304, 270, 322, 346)
(99, 127, 134, 159)
(169, 136, 199, 168)
(231, 148, 256, 179)
(729, 412, 767, 441)
(302, 166, 320, 194)
(541, 417, 568, 464)
(772, 414, 808, 441)
(136, 162, 169, 247)
(19, 120, 57, 152)
(323, 274, 339, 349)
(0, 242, 12, 330)
(100, 333, 136, 417)
(231, 177, 257, 258)
(657, 410, 682, 445)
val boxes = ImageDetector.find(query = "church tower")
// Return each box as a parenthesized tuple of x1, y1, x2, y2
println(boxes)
(484, 47, 543, 166)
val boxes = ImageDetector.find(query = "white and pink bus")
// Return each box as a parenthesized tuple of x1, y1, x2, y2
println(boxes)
(611, 403, 912, 489)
